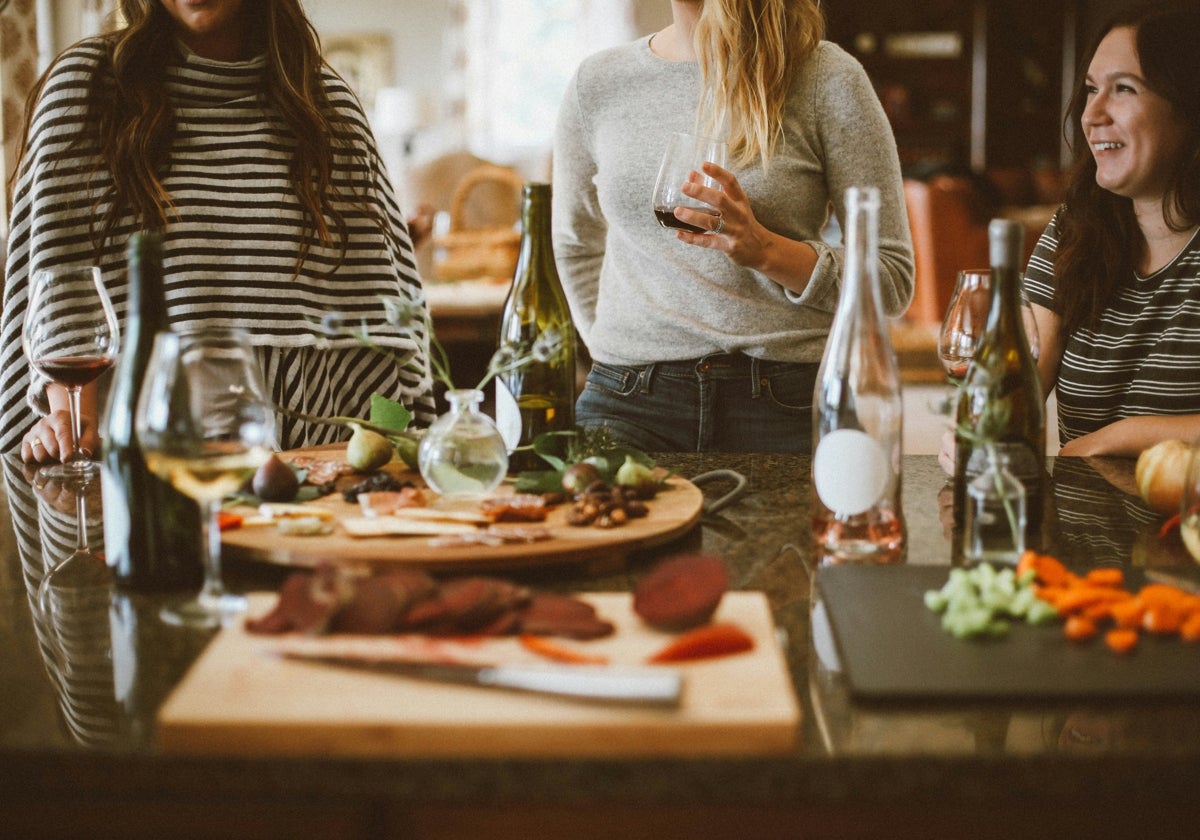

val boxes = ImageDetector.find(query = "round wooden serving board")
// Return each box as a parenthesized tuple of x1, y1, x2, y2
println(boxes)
(220, 445, 704, 573)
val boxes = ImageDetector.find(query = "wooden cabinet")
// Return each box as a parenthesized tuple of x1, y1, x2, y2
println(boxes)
(826, 0, 1071, 173)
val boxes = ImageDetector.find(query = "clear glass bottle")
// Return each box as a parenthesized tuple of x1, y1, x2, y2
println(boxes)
(963, 447, 1027, 564)
(811, 186, 905, 563)
(418, 388, 509, 498)
(953, 219, 1045, 531)
(495, 182, 576, 473)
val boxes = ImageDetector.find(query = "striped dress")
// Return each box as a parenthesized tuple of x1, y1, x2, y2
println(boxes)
(0, 39, 435, 453)
(1023, 209, 1200, 444)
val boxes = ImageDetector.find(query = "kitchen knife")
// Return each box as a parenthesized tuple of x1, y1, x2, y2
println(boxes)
(278, 651, 684, 707)
(1144, 568, 1200, 595)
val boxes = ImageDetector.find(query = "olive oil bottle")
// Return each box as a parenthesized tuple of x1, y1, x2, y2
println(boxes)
(953, 219, 1045, 531)
(495, 183, 576, 473)
(101, 233, 202, 591)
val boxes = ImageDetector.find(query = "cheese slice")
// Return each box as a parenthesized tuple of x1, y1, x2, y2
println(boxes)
(258, 503, 337, 520)
(386, 507, 490, 524)
(340, 516, 480, 538)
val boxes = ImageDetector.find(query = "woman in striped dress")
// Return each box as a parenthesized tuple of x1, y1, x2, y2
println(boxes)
(1023, 1, 1200, 456)
(2, 0, 435, 463)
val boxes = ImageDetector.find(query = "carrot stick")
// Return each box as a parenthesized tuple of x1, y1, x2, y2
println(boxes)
(1064, 615, 1098, 642)
(518, 634, 609, 665)
(1105, 628, 1139, 655)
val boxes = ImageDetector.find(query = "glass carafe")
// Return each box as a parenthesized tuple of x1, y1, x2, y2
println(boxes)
(418, 389, 509, 498)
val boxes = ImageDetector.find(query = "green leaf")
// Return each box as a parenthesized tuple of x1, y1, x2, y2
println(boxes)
(368, 393, 412, 433)
(530, 431, 577, 471)
(513, 469, 566, 494)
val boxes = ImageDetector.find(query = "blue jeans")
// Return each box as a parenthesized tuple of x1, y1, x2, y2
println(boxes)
(576, 354, 817, 453)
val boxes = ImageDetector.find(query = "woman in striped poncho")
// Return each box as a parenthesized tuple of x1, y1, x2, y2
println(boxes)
(2, 0, 435, 463)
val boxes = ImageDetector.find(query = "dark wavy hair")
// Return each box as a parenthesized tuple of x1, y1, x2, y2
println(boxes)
(1054, 0, 1200, 336)
(12, 0, 374, 275)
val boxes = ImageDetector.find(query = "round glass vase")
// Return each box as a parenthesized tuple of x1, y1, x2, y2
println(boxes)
(418, 389, 509, 498)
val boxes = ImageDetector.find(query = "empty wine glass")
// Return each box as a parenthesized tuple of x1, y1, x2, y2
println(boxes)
(135, 328, 274, 628)
(938, 269, 992, 385)
(936, 269, 1041, 416)
(1021, 292, 1041, 364)
(22, 265, 120, 479)
(652, 132, 728, 233)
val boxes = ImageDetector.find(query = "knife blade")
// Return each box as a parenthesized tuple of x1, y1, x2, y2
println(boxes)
(278, 651, 684, 707)
(1144, 568, 1200, 595)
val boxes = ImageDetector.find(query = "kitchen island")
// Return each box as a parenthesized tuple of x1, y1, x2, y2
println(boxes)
(2, 452, 1199, 839)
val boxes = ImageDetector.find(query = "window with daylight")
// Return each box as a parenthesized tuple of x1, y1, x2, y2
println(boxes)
(463, 0, 635, 163)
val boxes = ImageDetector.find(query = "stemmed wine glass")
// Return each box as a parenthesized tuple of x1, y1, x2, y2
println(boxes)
(936, 269, 1041, 414)
(33, 471, 110, 614)
(22, 266, 120, 478)
(135, 328, 274, 628)
(938, 269, 992, 386)
(652, 132, 728, 233)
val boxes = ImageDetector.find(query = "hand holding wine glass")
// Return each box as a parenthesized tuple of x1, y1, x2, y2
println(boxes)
(652, 132, 728, 233)
(22, 266, 120, 477)
(135, 328, 274, 628)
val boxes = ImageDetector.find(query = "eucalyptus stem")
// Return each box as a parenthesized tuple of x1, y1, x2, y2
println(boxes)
(984, 441, 1021, 550)
(273, 404, 421, 442)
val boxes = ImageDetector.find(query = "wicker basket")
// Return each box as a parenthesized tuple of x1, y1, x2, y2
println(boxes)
(432, 164, 525, 281)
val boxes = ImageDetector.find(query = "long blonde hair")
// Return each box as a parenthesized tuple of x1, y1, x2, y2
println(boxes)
(694, 0, 825, 168)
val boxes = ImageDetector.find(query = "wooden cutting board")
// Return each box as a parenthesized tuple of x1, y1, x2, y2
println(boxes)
(818, 564, 1200, 702)
(156, 592, 799, 758)
(220, 446, 704, 573)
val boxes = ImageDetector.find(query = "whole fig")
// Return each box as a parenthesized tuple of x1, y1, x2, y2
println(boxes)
(562, 461, 603, 494)
(252, 453, 300, 502)
(346, 423, 394, 472)
(615, 455, 659, 498)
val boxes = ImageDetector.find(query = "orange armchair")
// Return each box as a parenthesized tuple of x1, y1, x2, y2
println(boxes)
(903, 175, 991, 327)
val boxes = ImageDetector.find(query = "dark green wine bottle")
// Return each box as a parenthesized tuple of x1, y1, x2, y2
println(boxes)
(101, 233, 202, 591)
(953, 219, 1045, 529)
(495, 183, 577, 474)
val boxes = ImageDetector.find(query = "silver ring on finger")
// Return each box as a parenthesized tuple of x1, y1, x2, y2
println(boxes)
(712, 215, 725, 236)
(30, 438, 44, 450)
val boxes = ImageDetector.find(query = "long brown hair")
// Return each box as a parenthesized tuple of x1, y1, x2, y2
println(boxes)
(11, 0, 374, 274)
(694, 0, 825, 169)
(1054, 0, 1200, 335)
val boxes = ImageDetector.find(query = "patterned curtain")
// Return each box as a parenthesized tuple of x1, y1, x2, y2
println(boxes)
(1, 0, 39, 240)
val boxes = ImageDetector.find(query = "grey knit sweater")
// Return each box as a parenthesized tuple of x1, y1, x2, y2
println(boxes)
(552, 37, 913, 366)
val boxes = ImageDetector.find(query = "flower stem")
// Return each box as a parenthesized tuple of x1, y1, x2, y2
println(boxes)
(272, 404, 421, 442)
(985, 442, 1020, 550)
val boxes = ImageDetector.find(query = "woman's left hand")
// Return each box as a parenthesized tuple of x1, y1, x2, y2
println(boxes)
(672, 162, 773, 269)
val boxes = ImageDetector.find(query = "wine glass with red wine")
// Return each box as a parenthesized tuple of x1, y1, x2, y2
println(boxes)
(22, 266, 120, 479)
(652, 132, 728, 233)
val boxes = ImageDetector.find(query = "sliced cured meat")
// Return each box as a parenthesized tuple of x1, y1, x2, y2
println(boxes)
(519, 593, 615, 640)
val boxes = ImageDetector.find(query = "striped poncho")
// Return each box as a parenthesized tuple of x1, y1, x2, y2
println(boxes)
(1, 38, 434, 453)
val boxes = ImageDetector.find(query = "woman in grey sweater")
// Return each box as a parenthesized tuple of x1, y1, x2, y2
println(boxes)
(553, 0, 913, 452)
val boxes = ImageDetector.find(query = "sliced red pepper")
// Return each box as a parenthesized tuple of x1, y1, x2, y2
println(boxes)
(217, 511, 243, 531)
(1159, 513, 1181, 538)
(646, 622, 755, 664)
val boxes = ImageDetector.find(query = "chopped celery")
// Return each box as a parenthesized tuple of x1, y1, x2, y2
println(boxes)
(924, 562, 1056, 640)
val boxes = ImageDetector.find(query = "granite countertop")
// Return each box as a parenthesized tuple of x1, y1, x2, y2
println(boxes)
(3, 451, 1199, 836)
